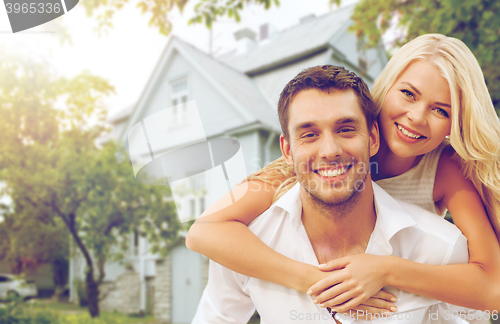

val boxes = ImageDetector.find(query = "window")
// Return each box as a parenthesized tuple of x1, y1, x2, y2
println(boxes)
(170, 78, 188, 125)
(189, 173, 205, 192)
(199, 197, 205, 214)
(189, 198, 196, 217)
(184, 174, 206, 219)
(133, 230, 139, 256)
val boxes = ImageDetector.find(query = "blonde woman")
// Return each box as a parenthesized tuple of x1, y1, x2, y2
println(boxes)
(186, 34, 500, 315)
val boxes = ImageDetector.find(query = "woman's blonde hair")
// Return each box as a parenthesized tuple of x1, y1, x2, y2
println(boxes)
(247, 34, 500, 241)
(372, 33, 500, 241)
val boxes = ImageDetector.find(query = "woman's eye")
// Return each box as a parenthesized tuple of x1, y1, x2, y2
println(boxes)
(434, 108, 450, 117)
(401, 89, 415, 99)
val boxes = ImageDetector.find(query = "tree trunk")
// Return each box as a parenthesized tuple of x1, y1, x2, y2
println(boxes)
(86, 270, 100, 317)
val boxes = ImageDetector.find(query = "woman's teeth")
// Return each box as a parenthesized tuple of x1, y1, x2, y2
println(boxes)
(318, 167, 347, 177)
(397, 124, 423, 139)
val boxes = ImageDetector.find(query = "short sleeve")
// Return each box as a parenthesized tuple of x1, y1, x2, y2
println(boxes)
(446, 233, 469, 265)
(192, 260, 255, 324)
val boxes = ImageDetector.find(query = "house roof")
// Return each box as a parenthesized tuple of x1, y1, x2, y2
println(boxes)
(174, 38, 280, 134)
(220, 5, 354, 74)
(113, 5, 358, 140)
(108, 104, 134, 124)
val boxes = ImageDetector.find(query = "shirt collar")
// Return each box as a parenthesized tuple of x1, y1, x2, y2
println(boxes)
(368, 182, 418, 255)
(272, 183, 303, 229)
(272, 182, 418, 254)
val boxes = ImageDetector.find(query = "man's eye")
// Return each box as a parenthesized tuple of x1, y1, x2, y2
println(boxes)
(401, 89, 415, 99)
(301, 133, 316, 138)
(339, 128, 354, 133)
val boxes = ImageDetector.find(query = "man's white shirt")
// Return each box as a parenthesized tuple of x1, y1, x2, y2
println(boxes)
(192, 182, 473, 324)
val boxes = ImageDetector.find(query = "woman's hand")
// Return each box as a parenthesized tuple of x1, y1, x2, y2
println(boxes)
(308, 254, 393, 312)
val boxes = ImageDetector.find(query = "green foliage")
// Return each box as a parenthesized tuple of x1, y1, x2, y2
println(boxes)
(0, 300, 125, 324)
(59, 314, 122, 324)
(83, 0, 189, 35)
(343, 0, 500, 111)
(0, 300, 57, 324)
(0, 48, 181, 317)
(82, 0, 278, 35)
(189, 0, 280, 29)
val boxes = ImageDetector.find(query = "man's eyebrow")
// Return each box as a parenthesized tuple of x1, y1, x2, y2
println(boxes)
(294, 122, 315, 132)
(293, 118, 361, 132)
(336, 117, 361, 125)
(401, 82, 451, 108)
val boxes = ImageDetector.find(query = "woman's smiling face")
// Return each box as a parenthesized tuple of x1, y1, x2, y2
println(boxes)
(378, 60, 452, 158)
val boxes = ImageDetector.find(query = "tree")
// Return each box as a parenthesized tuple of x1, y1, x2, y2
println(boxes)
(0, 209, 69, 284)
(347, 0, 500, 112)
(81, 0, 279, 35)
(0, 50, 181, 317)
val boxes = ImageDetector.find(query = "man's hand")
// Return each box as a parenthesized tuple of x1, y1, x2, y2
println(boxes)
(340, 290, 398, 320)
(307, 254, 396, 313)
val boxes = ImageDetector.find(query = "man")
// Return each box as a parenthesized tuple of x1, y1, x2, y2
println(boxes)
(192, 65, 469, 323)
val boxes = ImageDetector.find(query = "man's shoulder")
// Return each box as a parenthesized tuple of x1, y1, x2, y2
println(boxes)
(395, 198, 463, 245)
(247, 183, 301, 239)
(373, 181, 463, 244)
(391, 197, 469, 271)
(248, 184, 300, 223)
(374, 184, 468, 265)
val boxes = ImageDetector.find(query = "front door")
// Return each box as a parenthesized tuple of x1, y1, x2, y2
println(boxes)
(171, 244, 203, 324)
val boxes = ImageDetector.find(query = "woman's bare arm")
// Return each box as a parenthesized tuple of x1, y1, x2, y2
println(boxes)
(186, 180, 327, 292)
(310, 148, 500, 311)
(186, 169, 397, 316)
(387, 147, 500, 310)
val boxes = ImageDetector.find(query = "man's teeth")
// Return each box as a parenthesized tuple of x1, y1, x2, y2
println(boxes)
(397, 124, 423, 139)
(318, 168, 347, 177)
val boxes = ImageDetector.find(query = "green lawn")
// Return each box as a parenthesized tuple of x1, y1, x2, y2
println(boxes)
(31, 300, 159, 323)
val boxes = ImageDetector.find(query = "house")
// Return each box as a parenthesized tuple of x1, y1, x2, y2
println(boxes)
(69, 5, 388, 323)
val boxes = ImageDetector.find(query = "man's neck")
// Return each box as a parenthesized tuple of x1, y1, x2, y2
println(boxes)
(300, 181, 377, 264)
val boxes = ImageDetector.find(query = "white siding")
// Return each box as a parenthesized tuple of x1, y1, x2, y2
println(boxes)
(139, 51, 192, 121)
(234, 131, 261, 175)
(132, 50, 248, 144)
(190, 69, 247, 137)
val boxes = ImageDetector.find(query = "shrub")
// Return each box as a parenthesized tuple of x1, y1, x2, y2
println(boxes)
(0, 299, 58, 324)
(58, 313, 122, 324)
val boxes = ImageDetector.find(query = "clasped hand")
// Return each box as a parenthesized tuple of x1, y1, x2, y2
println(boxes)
(307, 253, 398, 319)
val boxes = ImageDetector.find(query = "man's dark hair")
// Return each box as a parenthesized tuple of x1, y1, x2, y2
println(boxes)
(278, 65, 376, 140)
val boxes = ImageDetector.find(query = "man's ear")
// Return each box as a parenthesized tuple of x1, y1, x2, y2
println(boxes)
(369, 121, 380, 157)
(280, 134, 294, 166)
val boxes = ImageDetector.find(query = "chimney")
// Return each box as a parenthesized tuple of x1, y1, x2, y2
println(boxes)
(234, 27, 257, 54)
(259, 23, 278, 41)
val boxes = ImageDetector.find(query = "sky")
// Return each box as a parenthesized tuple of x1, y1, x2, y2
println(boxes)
(0, 0, 359, 117)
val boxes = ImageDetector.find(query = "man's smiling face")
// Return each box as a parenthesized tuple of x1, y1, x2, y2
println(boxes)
(281, 88, 379, 207)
